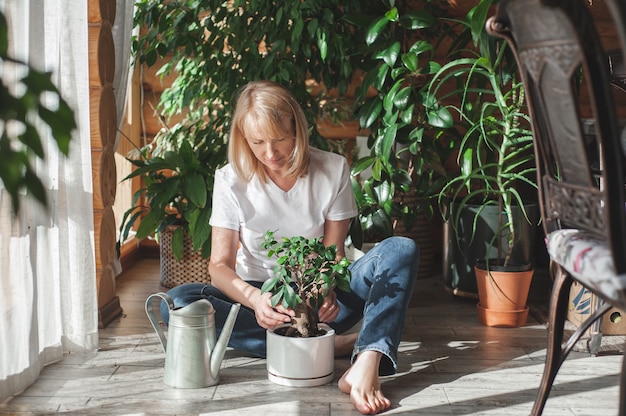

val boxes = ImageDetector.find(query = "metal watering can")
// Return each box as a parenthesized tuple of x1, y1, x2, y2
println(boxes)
(145, 292, 240, 388)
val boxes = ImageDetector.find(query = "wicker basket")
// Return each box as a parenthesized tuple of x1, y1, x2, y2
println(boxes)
(393, 191, 440, 279)
(159, 226, 211, 288)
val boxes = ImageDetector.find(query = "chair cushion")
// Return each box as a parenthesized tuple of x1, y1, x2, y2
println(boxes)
(546, 229, 626, 305)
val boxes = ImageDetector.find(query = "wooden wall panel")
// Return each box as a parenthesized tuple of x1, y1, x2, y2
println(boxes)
(88, 0, 122, 328)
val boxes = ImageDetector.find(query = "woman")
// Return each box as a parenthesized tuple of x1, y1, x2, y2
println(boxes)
(163, 80, 419, 414)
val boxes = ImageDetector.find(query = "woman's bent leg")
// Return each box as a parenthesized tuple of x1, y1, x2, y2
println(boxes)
(334, 236, 419, 376)
(160, 282, 267, 358)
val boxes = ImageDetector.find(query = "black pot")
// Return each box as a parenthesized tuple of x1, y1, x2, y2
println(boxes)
(443, 203, 538, 297)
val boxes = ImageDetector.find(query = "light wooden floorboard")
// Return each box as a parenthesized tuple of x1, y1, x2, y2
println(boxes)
(1, 258, 623, 415)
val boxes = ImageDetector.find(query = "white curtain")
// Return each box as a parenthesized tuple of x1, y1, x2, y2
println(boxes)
(0, 0, 99, 401)
(113, 0, 135, 141)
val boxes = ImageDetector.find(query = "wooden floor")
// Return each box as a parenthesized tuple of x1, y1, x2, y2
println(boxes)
(1, 258, 624, 415)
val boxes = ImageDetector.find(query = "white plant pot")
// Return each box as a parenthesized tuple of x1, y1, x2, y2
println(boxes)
(266, 323, 335, 387)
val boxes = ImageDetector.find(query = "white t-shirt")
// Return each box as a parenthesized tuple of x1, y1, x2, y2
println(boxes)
(210, 147, 358, 282)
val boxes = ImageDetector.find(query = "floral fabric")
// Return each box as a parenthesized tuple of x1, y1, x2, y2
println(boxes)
(546, 229, 626, 307)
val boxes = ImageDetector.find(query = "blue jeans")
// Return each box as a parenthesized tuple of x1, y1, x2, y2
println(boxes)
(160, 236, 419, 376)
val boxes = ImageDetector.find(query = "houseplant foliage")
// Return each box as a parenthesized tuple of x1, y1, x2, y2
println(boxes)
(132, 0, 379, 152)
(118, 124, 226, 260)
(424, 0, 537, 270)
(0, 11, 75, 214)
(419, 0, 538, 325)
(126, 0, 384, 258)
(348, 0, 458, 244)
(261, 231, 351, 338)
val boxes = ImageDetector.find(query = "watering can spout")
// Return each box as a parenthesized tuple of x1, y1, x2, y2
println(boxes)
(210, 302, 241, 377)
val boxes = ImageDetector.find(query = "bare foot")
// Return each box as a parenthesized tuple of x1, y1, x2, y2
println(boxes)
(338, 351, 391, 414)
(334, 333, 357, 358)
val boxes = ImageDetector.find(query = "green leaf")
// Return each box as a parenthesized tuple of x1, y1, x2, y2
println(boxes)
(179, 138, 193, 164)
(0, 12, 7, 55)
(351, 156, 375, 176)
(393, 86, 412, 110)
(401, 53, 418, 73)
(380, 125, 398, 161)
(383, 80, 402, 113)
(191, 207, 211, 251)
(283, 284, 297, 308)
(24, 168, 47, 207)
(382, 41, 401, 67)
(372, 157, 383, 181)
(317, 30, 327, 62)
(136, 211, 161, 239)
(399, 9, 435, 30)
(358, 98, 382, 129)
(270, 291, 284, 308)
(185, 173, 207, 208)
(18, 124, 44, 158)
(366, 15, 390, 46)
(171, 227, 185, 261)
(261, 277, 279, 294)
(461, 147, 474, 177)
(426, 106, 453, 129)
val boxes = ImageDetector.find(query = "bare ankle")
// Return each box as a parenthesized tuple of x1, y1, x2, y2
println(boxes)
(334, 333, 357, 357)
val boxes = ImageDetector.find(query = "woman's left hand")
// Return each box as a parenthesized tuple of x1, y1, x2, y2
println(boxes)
(318, 288, 340, 323)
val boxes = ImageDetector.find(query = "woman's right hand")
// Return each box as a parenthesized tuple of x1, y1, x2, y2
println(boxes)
(252, 290, 294, 329)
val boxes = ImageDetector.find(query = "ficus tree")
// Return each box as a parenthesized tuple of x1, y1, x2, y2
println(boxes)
(261, 231, 351, 338)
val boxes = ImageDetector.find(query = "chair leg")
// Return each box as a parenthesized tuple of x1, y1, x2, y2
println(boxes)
(618, 342, 626, 416)
(531, 264, 572, 416)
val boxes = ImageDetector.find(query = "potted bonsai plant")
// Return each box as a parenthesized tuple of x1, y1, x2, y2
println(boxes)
(260, 230, 351, 387)
(424, 0, 538, 326)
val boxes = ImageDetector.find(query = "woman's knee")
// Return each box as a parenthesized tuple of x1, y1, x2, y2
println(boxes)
(380, 236, 419, 260)
(167, 283, 207, 303)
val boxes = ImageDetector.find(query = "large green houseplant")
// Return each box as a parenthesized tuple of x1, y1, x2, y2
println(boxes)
(424, 0, 538, 325)
(132, 0, 380, 153)
(348, 0, 456, 246)
(124, 0, 386, 264)
(118, 125, 226, 261)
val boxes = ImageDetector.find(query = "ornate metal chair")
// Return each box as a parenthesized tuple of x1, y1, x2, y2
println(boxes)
(486, 0, 626, 414)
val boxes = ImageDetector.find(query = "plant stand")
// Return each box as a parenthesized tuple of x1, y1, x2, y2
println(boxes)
(475, 265, 533, 327)
(266, 323, 335, 387)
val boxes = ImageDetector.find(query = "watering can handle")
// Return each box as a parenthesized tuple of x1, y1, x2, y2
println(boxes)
(145, 292, 174, 352)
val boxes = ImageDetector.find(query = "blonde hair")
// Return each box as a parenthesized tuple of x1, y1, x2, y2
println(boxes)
(228, 80, 310, 182)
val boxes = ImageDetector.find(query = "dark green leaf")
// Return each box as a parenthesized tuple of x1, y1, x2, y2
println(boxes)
(0, 12, 7, 55)
(185, 173, 207, 208)
(171, 227, 185, 261)
(366, 15, 390, 46)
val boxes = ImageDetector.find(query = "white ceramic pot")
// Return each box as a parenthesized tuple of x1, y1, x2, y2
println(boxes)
(266, 323, 335, 387)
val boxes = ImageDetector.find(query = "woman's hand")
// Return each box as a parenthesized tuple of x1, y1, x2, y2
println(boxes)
(317, 288, 340, 323)
(252, 290, 294, 329)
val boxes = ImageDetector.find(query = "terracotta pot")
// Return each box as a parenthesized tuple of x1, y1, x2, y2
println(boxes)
(266, 323, 335, 387)
(474, 264, 534, 327)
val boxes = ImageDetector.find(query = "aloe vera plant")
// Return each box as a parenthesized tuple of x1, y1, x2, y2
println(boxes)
(425, 0, 537, 268)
